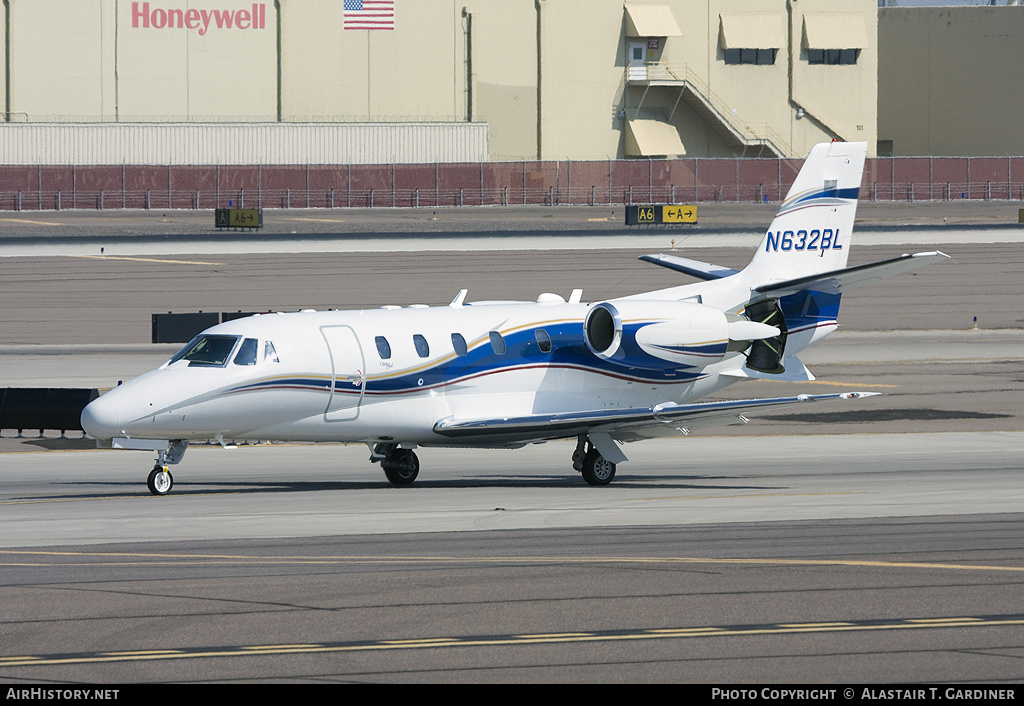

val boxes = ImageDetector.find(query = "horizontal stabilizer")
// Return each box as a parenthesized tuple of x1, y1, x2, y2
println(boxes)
(754, 251, 950, 297)
(639, 253, 740, 281)
(434, 392, 878, 440)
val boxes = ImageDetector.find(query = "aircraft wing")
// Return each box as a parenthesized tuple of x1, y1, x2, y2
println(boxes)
(754, 251, 950, 297)
(433, 392, 878, 441)
(639, 253, 740, 280)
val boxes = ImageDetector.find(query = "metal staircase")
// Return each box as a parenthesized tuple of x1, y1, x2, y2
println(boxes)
(627, 62, 794, 159)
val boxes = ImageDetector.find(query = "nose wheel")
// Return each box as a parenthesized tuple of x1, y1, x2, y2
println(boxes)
(147, 465, 174, 496)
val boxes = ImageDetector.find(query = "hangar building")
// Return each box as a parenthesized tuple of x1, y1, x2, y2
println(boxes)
(0, 0, 878, 163)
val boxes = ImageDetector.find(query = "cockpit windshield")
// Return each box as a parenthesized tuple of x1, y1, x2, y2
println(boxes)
(168, 335, 241, 367)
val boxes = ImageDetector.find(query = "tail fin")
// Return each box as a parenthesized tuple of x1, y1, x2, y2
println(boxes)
(742, 141, 867, 290)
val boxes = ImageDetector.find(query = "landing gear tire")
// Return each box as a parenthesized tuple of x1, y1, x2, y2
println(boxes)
(147, 466, 173, 496)
(581, 449, 615, 486)
(382, 449, 419, 486)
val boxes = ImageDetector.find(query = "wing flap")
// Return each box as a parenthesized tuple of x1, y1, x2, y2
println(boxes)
(433, 392, 878, 440)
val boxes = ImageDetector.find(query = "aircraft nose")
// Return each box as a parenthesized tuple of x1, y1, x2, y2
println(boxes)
(80, 394, 120, 440)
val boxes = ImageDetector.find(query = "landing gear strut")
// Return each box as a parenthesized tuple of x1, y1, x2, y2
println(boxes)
(372, 443, 420, 485)
(145, 440, 187, 496)
(572, 436, 616, 486)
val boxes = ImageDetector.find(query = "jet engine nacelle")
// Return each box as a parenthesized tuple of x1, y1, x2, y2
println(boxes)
(584, 300, 779, 371)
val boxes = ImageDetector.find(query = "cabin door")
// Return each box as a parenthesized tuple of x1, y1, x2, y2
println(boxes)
(321, 325, 365, 422)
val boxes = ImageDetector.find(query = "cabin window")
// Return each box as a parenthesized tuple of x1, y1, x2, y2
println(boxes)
(233, 338, 258, 366)
(264, 340, 280, 364)
(375, 335, 392, 360)
(489, 331, 506, 356)
(451, 333, 468, 357)
(169, 334, 240, 368)
(535, 329, 552, 353)
(413, 334, 430, 358)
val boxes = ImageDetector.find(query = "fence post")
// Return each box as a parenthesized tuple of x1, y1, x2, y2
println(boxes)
(591, 185, 595, 206)
(628, 186, 632, 205)
(146, 190, 151, 210)
(195, 190, 200, 209)
(567, 160, 571, 205)
(909, 183, 914, 202)
(287, 188, 291, 209)
(369, 189, 372, 208)
(56, 191, 61, 211)
(99, 191, 103, 210)
(330, 188, 334, 209)
(240, 188, 244, 209)
(414, 188, 419, 208)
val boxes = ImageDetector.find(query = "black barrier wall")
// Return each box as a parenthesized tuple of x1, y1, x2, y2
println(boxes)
(152, 312, 261, 343)
(0, 388, 99, 435)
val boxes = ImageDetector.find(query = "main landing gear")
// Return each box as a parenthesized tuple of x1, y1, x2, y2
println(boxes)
(371, 443, 420, 485)
(572, 436, 616, 486)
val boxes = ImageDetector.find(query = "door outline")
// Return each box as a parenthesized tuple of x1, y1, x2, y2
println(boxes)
(320, 325, 365, 422)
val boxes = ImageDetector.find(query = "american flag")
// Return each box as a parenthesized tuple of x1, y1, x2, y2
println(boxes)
(344, 0, 395, 30)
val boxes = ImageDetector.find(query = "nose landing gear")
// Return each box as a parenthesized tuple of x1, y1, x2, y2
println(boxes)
(143, 440, 187, 496)
(147, 465, 173, 496)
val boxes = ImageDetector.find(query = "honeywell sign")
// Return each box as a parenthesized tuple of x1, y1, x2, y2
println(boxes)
(131, 2, 267, 34)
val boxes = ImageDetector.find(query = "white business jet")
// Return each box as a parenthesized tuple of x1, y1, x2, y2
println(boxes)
(81, 142, 948, 495)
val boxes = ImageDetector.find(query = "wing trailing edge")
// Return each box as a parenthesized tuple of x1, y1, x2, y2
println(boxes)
(753, 251, 950, 298)
(433, 392, 879, 440)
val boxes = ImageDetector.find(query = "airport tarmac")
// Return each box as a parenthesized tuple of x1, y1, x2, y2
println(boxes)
(0, 206, 1022, 683)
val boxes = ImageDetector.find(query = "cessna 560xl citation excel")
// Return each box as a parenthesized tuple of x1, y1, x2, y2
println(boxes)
(82, 141, 948, 495)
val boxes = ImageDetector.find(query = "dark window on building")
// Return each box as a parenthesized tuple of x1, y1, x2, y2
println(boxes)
(808, 49, 859, 65)
(375, 336, 392, 360)
(413, 334, 429, 358)
(724, 48, 776, 65)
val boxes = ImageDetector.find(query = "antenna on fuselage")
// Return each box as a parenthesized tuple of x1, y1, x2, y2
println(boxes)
(449, 289, 468, 308)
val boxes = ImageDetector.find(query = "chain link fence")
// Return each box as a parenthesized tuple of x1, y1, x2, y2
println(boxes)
(2, 156, 1023, 211)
